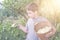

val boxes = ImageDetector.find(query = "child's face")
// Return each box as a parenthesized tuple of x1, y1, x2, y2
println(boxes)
(27, 10, 37, 18)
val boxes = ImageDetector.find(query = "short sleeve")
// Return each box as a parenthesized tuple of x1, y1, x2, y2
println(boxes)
(40, 17, 49, 22)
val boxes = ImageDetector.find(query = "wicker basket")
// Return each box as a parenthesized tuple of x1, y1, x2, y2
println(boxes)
(34, 21, 53, 40)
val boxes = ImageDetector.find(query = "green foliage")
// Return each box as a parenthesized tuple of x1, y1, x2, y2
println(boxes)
(3, 0, 34, 19)
(0, 18, 26, 40)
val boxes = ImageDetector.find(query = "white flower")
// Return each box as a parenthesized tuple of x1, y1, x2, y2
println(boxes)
(37, 26, 52, 34)
(11, 23, 16, 27)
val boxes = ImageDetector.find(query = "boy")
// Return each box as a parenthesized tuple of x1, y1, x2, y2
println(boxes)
(18, 2, 56, 40)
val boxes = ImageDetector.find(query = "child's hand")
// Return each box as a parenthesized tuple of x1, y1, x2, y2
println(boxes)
(45, 32, 52, 38)
(45, 26, 56, 38)
(17, 24, 23, 30)
(17, 24, 28, 33)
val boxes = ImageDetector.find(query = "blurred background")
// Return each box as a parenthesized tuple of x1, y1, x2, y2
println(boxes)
(0, 0, 60, 40)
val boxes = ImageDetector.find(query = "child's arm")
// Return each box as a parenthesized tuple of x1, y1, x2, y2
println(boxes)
(18, 24, 28, 33)
(42, 18, 56, 38)
(45, 26, 56, 38)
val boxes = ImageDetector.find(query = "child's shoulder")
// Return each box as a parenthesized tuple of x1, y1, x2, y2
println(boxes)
(39, 16, 47, 19)
(39, 16, 49, 22)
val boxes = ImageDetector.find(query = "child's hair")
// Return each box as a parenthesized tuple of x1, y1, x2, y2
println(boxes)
(26, 2, 38, 12)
